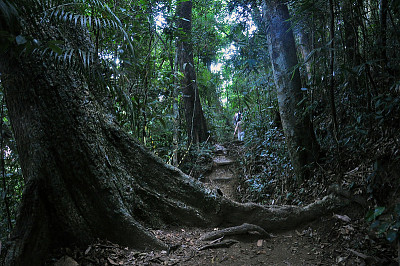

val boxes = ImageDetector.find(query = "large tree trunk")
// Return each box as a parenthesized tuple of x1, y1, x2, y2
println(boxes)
(175, 0, 209, 144)
(262, 0, 319, 182)
(0, 4, 348, 265)
(0, 46, 220, 264)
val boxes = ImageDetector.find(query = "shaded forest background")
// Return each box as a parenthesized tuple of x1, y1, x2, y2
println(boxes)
(0, 0, 399, 260)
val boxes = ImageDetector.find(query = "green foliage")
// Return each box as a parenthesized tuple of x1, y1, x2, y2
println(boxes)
(366, 204, 400, 244)
(0, 0, 133, 68)
(179, 142, 213, 179)
(0, 148, 23, 241)
(240, 115, 293, 204)
(0, 91, 24, 243)
(373, 93, 400, 127)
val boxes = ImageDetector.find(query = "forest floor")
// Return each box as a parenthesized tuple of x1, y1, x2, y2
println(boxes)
(51, 142, 398, 266)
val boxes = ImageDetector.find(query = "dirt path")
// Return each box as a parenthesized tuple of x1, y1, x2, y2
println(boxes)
(52, 143, 392, 265)
(67, 217, 372, 265)
(203, 143, 238, 200)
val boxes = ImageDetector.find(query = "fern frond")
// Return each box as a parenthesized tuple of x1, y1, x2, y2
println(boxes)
(42, 0, 133, 53)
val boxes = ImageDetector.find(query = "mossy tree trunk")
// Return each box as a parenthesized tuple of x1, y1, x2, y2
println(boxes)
(262, 0, 319, 182)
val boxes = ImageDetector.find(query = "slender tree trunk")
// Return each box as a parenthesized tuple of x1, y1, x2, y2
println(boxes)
(173, 50, 180, 166)
(379, 0, 388, 69)
(343, 1, 358, 67)
(297, 25, 312, 83)
(175, 0, 209, 144)
(329, 0, 339, 140)
(262, 0, 319, 182)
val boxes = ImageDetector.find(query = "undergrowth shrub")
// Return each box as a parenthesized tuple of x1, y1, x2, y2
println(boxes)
(240, 117, 293, 204)
(179, 142, 213, 180)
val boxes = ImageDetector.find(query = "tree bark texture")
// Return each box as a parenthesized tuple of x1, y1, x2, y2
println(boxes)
(297, 24, 312, 83)
(262, 0, 319, 181)
(175, 0, 209, 144)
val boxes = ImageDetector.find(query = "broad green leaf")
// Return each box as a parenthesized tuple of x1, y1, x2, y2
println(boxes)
(366, 206, 385, 222)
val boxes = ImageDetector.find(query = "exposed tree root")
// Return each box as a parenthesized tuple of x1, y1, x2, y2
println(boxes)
(200, 223, 270, 241)
(328, 184, 367, 207)
(216, 193, 351, 232)
(198, 239, 239, 251)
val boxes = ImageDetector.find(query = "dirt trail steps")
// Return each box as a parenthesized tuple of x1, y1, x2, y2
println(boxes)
(204, 143, 240, 200)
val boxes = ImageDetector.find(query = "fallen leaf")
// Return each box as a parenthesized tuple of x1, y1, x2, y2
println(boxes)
(333, 214, 351, 223)
(336, 256, 347, 263)
(84, 246, 91, 255)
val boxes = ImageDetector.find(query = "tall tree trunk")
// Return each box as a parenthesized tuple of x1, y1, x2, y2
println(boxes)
(173, 50, 180, 166)
(343, 0, 359, 67)
(329, 0, 339, 140)
(297, 24, 312, 84)
(379, 0, 388, 68)
(262, 0, 319, 182)
(175, 0, 209, 144)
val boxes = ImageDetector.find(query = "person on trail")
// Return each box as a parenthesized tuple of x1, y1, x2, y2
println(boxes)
(233, 110, 244, 141)
(233, 111, 241, 126)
